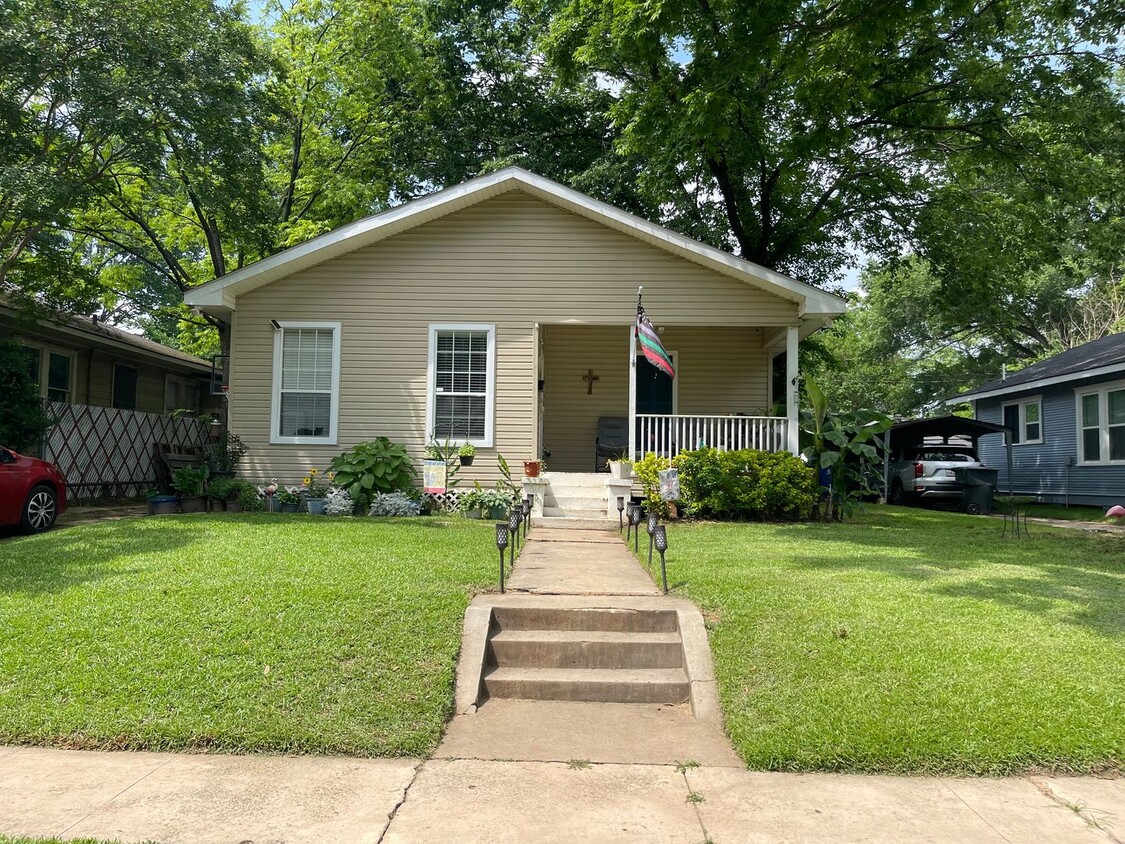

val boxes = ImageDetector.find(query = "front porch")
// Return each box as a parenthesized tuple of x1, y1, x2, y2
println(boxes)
(537, 324, 800, 472)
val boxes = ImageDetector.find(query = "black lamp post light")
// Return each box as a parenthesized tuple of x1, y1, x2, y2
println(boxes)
(617, 495, 625, 533)
(629, 504, 644, 554)
(646, 511, 659, 568)
(495, 522, 510, 593)
(654, 524, 669, 594)
(508, 509, 522, 569)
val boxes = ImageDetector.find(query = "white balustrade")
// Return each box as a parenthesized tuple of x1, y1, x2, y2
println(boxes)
(632, 414, 789, 460)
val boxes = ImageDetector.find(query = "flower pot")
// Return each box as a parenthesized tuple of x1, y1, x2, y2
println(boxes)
(459, 455, 474, 466)
(148, 495, 178, 516)
(306, 497, 326, 515)
(210, 499, 226, 512)
(523, 461, 541, 478)
(179, 496, 207, 514)
(609, 461, 633, 479)
(225, 499, 244, 513)
(266, 496, 281, 512)
(487, 504, 508, 520)
(280, 502, 300, 513)
(463, 508, 482, 520)
(208, 421, 222, 440)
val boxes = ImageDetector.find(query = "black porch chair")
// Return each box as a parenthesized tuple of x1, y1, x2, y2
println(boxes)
(593, 416, 629, 472)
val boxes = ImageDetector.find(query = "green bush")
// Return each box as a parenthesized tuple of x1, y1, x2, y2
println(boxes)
(0, 340, 52, 452)
(633, 453, 672, 517)
(674, 448, 817, 521)
(328, 437, 417, 511)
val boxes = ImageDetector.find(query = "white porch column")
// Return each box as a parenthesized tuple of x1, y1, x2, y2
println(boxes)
(628, 324, 637, 460)
(786, 324, 800, 455)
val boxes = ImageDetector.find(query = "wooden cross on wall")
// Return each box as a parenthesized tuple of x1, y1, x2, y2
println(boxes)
(582, 368, 600, 395)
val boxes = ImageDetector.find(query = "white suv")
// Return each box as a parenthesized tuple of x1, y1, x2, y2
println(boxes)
(887, 446, 984, 505)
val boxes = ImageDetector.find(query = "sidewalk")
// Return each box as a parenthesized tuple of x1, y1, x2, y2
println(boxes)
(1, 745, 1121, 843)
(2, 523, 1121, 843)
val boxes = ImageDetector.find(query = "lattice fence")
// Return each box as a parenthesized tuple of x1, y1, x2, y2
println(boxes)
(42, 402, 210, 503)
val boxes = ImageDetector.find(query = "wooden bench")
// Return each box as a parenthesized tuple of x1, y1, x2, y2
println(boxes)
(154, 442, 207, 493)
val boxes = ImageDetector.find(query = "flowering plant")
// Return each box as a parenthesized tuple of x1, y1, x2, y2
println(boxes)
(302, 468, 331, 498)
(276, 486, 303, 505)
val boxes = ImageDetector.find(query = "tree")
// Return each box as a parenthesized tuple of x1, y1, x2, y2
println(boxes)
(0, 339, 51, 452)
(527, 0, 1125, 286)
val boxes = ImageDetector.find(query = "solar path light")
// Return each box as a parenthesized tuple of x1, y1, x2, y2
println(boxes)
(508, 509, 521, 568)
(629, 504, 644, 554)
(521, 498, 531, 541)
(617, 496, 625, 532)
(647, 511, 659, 568)
(654, 524, 669, 594)
(495, 522, 509, 593)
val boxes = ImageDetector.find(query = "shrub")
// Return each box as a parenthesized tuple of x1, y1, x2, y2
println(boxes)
(207, 431, 248, 473)
(171, 465, 208, 498)
(633, 453, 672, 517)
(0, 339, 52, 452)
(328, 438, 417, 511)
(237, 485, 265, 512)
(324, 487, 355, 516)
(674, 448, 817, 521)
(369, 491, 422, 517)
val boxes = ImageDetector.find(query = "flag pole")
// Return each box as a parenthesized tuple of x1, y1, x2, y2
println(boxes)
(628, 287, 640, 461)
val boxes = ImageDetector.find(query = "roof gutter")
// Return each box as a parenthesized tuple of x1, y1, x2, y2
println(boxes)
(946, 361, 1125, 405)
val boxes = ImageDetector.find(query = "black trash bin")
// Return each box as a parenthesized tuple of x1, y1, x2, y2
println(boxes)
(953, 467, 999, 515)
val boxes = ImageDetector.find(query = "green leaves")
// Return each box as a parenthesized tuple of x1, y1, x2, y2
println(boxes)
(328, 437, 418, 509)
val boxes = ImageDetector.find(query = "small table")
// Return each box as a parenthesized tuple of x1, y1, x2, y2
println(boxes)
(996, 495, 1037, 539)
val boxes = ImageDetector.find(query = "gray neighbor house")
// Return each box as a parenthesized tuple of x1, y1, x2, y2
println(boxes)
(950, 332, 1125, 507)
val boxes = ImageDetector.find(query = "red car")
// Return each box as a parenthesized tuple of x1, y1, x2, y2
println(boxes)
(0, 447, 67, 533)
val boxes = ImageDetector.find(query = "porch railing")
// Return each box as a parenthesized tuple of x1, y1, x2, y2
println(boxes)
(633, 414, 788, 460)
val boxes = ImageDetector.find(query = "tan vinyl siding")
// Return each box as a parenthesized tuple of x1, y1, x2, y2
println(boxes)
(230, 191, 800, 485)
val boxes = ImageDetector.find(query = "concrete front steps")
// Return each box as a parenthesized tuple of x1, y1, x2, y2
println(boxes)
(541, 471, 617, 520)
(481, 604, 690, 705)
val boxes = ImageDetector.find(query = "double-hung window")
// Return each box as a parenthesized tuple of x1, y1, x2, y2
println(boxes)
(270, 322, 341, 444)
(427, 324, 495, 447)
(1002, 397, 1042, 445)
(1077, 381, 1125, 464)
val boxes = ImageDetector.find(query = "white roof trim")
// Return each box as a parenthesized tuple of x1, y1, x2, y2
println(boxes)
(184, 167, 846, 317)
(946, 361, 1125, 405)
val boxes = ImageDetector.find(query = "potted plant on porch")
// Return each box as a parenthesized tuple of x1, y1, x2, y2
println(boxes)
(608, 458, 633, 479)
(276, 487, 302, 513)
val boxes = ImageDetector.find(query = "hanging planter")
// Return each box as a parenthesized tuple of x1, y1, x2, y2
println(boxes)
(459, 443, 476, 466)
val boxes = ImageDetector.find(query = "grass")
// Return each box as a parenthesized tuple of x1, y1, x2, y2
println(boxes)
(0, 514, 495, 757)
(1020, 503, 1117, 522)
(646, 506, 1125, 775)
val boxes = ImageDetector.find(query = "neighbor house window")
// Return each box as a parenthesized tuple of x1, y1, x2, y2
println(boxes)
(1002, 397, 1042, 445)
(270, 322, 341, 445)
(1076, 382, 1125, 465)
(45, 351, 72, 403)
(164, 375, 202, 413)
(426, 324, 495, 447)
(112, 364, 138, 410)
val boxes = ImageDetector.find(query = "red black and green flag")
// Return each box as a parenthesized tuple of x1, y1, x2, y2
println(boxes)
(636, 297, 675, 378)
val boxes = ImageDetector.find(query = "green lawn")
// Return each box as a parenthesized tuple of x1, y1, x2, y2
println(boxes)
(652, 506, 1125, 775)
(0, 515, 495, 757)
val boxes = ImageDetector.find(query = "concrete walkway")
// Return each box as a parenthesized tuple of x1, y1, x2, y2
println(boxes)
(2, 523, 1122, 842)
(1, 746, 1121, 843)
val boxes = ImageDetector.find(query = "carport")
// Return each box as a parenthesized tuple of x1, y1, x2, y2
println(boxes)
(883, 416, 1014, 500)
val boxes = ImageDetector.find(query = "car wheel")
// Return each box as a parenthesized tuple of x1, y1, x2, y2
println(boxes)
(888, 480, 905, 506)
(21, 484, 58, 534)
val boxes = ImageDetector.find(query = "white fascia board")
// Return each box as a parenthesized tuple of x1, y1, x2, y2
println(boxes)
(183, 166, 846, 318)
(946, 362, 1125, 405)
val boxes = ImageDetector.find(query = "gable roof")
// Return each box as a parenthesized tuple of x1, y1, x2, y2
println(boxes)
(184, 167, 846, 321)
(950, 331, 1125, 404)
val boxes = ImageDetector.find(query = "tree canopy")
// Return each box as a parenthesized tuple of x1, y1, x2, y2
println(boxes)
(0, 0, 1121, 417)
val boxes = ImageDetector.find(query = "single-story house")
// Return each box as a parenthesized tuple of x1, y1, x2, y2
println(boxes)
(184, 167, 846, 491)
(949, 331, 1125, 507)
(2, 300, 215, 415)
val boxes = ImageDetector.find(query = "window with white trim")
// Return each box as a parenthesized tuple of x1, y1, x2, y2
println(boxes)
(426, 324, 495, 446)
(1001, 397, 1042, 445)
(270, 322, 341, 444)
(1077, 382, 1125, 464)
